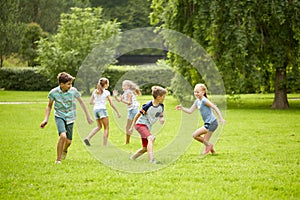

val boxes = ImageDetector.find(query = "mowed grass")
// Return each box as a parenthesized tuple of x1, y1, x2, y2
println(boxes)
(0, 91, 299, 199)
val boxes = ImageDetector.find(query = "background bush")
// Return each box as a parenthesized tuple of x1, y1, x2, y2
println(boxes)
(0, 67, 56, 91)
(0, 65, 175, 95)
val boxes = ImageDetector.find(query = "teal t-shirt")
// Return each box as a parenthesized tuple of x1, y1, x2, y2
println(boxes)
(48, 86, 81, 124)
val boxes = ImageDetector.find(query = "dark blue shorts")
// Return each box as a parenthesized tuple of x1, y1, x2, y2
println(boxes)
(204, 120, 218, 132)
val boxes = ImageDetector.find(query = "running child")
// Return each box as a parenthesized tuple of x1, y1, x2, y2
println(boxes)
(113, 80, 141, 144)
(129, 86, 167, 164)
(40, 72, 93, 164)
(84, 78, 121, 146)
(175, 83, 225, 155)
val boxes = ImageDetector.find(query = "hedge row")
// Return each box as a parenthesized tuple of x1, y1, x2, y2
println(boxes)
(0, 65, 175, 95)
(0, 67, 56, 91)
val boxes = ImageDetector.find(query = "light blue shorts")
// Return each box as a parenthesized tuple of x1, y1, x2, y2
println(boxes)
(94, 109, 108, 119)
(128, 108, 138, 120)
(55, 116, 74, 140)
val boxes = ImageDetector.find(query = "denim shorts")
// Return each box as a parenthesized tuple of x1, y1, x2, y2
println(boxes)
(204, 119, 218, 132)
(128, 108, 138, 120)
(94, 109, 108, 119)
(55, 116, 74, 140)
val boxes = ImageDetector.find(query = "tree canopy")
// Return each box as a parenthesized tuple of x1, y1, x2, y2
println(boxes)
(150, 0, 300, 108)
(36, 7, 121, 92)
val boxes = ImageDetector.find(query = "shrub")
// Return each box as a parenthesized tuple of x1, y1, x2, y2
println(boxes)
(0, 68, 55, 91)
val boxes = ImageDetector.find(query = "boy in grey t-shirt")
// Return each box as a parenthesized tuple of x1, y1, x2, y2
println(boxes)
(129, 86, 167, 164)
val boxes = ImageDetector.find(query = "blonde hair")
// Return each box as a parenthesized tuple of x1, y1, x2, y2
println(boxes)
(195, 83, 208, 98)
(123, 80, 142, 96)
(96, 77, 109, 95)
(151, 86, 167, 99)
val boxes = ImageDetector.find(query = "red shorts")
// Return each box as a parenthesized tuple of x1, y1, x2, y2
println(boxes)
(135, 124, 151, 147)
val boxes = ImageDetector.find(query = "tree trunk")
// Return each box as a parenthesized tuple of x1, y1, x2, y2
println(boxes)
(272, 67, 289, 109)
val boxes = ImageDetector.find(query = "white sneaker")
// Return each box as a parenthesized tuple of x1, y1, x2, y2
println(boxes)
(55, 160, 62, 164)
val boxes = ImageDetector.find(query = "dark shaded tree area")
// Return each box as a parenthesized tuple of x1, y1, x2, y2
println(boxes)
(151, 0, 300, 109)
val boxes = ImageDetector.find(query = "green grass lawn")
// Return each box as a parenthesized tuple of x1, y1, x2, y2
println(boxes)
(0, 91, 299, 199)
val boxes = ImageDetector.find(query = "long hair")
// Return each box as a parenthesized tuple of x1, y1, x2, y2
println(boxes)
(96, 78, 109, 95)
(123, 80, 142, 96)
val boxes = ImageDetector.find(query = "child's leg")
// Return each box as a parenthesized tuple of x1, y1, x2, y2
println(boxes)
(147, 135, 155, 162)
(63, 139, 71, 152)
(125, 119, 133, 144)
(131, 147, 147, 160)
(101, 117, 109, 146)
(192, 127, 210, 146)
(57, 132, 67, 161)
(86, 119, 102, 141)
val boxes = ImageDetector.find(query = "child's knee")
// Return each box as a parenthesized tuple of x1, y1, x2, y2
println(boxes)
(147, 135, 155, 142)
(59, 132, 67, 139)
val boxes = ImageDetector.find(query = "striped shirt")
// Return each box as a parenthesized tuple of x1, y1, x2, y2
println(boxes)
(48, 86, 81, 124)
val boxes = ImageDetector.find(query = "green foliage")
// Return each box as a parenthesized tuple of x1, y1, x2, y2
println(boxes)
(102, 64, 175, 95)
(36, 7, 121, 84)
(0, 0, 24, 67)
(150, 0, 300, 97)
(0, 64, 174, 94)
(90, 0, 152, 30)
(0, 67, 55, 91)
(20, 23, 48, 67)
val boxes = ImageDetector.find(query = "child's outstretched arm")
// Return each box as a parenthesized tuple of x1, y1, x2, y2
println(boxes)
(175, 104, 197, 114)
(40, 99, 53, 128)
(205, 100, 226, 124)
(113, 90, 122, 102)
(129, 112, 141, 133)
(107, 95, 121, 118)
(77, 97, 93, 124)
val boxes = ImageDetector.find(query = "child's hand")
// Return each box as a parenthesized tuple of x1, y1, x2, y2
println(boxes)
(87, 117, 93, 124)
(128, 127, 133, 133)
(40, 121, 47, 128)
(113, 90, 118, 97)
(159, 117, 165, 124)
(175, 105, 183, 110)
(220, 118, 226, 125)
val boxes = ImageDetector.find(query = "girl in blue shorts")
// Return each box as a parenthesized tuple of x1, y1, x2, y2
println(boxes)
(84, 78, 121, 146)
(176, 84, 225, 155)
(113, 80, 141, 144)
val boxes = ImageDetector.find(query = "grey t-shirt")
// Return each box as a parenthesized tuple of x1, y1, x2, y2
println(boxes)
(194, 97, 216, 124)
(136, 100, 164, 130)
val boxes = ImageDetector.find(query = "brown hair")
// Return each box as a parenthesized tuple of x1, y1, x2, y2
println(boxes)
(123, 80, 142, 96)
(57, 72, 75, 84)
(151, 86, 167, 99)
(96, 77, 109, 95)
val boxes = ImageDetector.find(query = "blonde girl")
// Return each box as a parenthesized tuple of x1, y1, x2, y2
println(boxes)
(113, 80, 141, 144)
(84, 78, 121, 146)
(176, 84, 225, 155)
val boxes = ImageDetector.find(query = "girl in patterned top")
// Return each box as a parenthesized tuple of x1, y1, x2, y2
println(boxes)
(113, 80, 141, 144)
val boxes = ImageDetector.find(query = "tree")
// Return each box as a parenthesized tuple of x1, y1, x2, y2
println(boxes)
(150, 0, 300, 109)
(18, 0, 90, 33)
(36, 7, 121, 94)
(90, 0, 152, 30)
(20, 23, 47, 67)
(0, 0, 23, 67)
